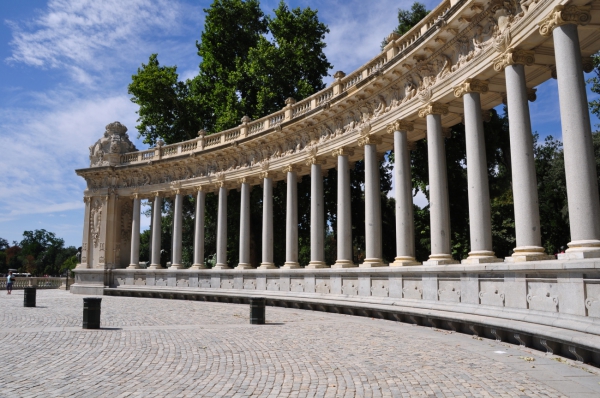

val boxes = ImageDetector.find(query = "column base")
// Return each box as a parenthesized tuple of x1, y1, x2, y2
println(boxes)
(391, 256, 420, 267)
(258, 262, 277, 269)
(189, 264, 207, 270)
(213, 264, 231, 270)
(235, 263, 253, 270)
(147, 264, 164, 269)
(306, 261, 329, 269)
(462, 251, 503, 264)
(281, 262, 301, 269)
(168, 264, 184, 269)
(332, 260, 357, 268)
(505, 246, 554, 262)
(126, 264, 140, 269)
(359, 258, 386, 268)
(75, 263, 89, 269)
(558, 240, 600, 260)
(423, 254, 458, 266)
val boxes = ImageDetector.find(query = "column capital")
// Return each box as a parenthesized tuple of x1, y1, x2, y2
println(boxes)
(386, 119, 414, 134)
(237, 177, 250, 186)
(196, 185, 206, 192)
(453, 79, 489, 98)
(493, 48, 535, 72)
(418, 102, 449, 118)
(539, 5, 591, 36)
(259, 171, 272, 180)
(331, 147, 354, 157)
(282, 164, 300, 173)
(357, 135, 382, 147)
(83, 196, 91, 203)
(152, 191, 163, 198)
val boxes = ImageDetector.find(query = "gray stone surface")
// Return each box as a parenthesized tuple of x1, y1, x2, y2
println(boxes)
(2, 290, 600, 397)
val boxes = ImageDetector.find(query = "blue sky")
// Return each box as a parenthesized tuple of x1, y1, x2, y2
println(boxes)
(0, 0, 598, 248)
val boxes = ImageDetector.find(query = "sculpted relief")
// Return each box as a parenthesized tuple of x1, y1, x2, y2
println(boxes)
(89, 121, 137, 167)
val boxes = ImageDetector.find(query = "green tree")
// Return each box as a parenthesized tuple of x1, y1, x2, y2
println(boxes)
(381, 3, 429, 49)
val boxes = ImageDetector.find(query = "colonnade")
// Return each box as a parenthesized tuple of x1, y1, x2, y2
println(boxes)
(125, 16, 600, 270)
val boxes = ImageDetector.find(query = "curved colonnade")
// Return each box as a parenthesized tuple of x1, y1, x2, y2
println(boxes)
(74, 0, 600, 361)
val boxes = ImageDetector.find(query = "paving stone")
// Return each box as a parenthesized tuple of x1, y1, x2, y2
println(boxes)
(1, 290, 599, 397)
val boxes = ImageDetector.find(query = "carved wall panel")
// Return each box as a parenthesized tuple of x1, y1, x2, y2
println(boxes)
(585, 282, 600, 317)
(438, 279, 461, 303)
(221, 276, 234, 289)
(177, 277, 189, 287)
(316, 278, 331, 294)
(134, 277, 146, 286)
(527, 281, 559, 312)
(114, 277, 125, 286)
(479, 280, 505, 307)
(403, 279, 423, 300)
(342, 278, 358, 295)
(244, 278, 257, 290)
(199, 277, 211, 288)
(290, 278, 304, 292)
(371, 279, 389, 297)
(267, 278, 280, 291)
(155, 277, 167, 287)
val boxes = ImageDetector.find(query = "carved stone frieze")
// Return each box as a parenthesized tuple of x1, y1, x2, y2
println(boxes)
(90, 198, 102, 248)
(453, 78, 489, 97)
(418, 102, 449, 118)
(538, 5, 591, 37)
(493, 48, 535, 72)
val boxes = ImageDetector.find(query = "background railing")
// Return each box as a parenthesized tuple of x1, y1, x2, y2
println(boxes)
(0, 277, 68, 290)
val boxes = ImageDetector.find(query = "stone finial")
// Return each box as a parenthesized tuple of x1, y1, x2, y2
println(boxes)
(241, 115, 252, 124)
(493, 48, 535, 72)
(285, 97, 297, 106)
(333, 71, 346, 80)
(198, 129, 206, 137)
(156, 139, 165, 147)
(453, 79, 489, 98)
(88, 121, 137, 168)
(387, 32, 400, 43)
(539, 5, 591, 37)
(418, 102, 449, 118)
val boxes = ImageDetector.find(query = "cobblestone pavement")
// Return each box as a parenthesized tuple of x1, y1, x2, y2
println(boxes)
(1, 290, 600, 397)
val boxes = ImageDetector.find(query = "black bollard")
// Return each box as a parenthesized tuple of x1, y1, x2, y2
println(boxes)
(23, 287, 36, 307)
(249, 297, 265, 325)
(83, 297, 102, 329)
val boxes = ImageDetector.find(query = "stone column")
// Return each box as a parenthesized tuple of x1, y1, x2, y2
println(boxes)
(169, 192, 184, 269)
(149, 193, 163, 269)
(282, 166, 300, 268)
(359, 138, 385, 267)
(387, 121, 419, 266)
(494, 49, 552, 261)
(307, 159, 328, 268)
(77, 197, 91, 268)
(236, 179, 252, 269)
(191, 188, 207, 269)
(419, 103, 458, 265)
(540, 6, 600, 259)
(455, 79, 502, 264)
(128, 195, 141, 269)
(332, 149, 356, 268)
(259, 173, 276, 269)
(215, 185, 230, 269)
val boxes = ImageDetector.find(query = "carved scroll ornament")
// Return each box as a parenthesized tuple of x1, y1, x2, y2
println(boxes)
(453, 79, 489, 98)
(493, 48, 535, 72)
(539, 5, 591, 36)
(418, 102, 449, 118)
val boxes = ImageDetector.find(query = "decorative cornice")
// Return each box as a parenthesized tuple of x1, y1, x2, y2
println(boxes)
(386, 120, 414, 134)
(539, 5, 591, 37)
(418, 102, 449, 118)
(331, 147, 354, 157)
(493, 48, 535, 72)
(453, 79, 489, 98)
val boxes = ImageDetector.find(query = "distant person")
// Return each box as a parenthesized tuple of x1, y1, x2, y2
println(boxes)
(6, 271, 14, 295)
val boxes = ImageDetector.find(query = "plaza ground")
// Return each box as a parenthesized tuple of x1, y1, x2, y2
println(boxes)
(1, 290, 600, 397)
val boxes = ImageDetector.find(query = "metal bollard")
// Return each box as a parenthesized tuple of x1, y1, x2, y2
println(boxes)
(23, 287, 36, 308)
(249, 297, 265, 325)
(83, 297, 102, 329)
